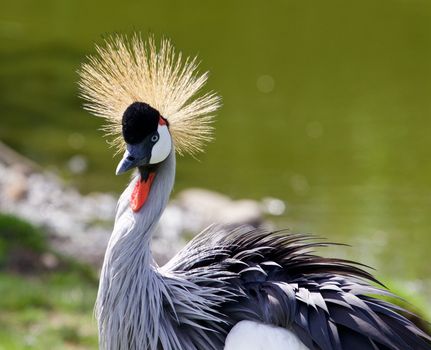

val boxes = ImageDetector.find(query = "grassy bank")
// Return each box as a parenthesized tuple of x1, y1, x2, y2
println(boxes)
(0, 272, 98, 350)
(0, 214, 98, 349)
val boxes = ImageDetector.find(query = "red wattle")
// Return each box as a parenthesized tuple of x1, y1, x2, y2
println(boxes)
(130, 173, 156, 212)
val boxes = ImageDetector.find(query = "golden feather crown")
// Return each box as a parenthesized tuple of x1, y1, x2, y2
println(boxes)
(78, 35, 221, 155)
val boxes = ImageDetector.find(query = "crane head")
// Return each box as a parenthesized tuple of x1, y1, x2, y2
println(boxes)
(116, 102, 172, 175)
(78, 35, 221, 161)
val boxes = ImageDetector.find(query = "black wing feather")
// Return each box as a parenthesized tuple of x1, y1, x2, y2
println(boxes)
(164, 225, 431, 350)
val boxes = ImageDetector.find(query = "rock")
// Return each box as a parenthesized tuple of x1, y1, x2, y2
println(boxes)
(41, 253, 60, 269)
(4, 165, 29, 201)
(0, 160, 116, 267)
(175, 188, 264, 229)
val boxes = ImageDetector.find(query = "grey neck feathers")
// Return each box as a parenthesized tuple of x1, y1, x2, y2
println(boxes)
(96, 149, 176, 350)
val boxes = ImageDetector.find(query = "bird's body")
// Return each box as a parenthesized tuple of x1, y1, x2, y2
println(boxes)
(96, 152, 430, 350)
(79, 35, 431, 350)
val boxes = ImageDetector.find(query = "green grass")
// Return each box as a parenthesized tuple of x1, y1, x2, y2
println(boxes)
(0, 214, 98, 349)
(0, 213, 96, 279)
(0, 272, 98, 350)
(0, 214, 46, 268)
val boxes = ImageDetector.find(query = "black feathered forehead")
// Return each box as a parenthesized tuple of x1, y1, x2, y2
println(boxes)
(122, 102, 160, 144)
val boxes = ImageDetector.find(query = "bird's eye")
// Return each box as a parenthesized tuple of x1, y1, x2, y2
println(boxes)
(151, 134, 159, 142)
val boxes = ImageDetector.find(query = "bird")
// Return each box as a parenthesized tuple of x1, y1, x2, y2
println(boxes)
(78, 35, 431, 350)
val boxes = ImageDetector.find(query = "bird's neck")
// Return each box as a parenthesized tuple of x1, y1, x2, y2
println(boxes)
(96, 149, 176, 349)
(110, 148, 176, 264)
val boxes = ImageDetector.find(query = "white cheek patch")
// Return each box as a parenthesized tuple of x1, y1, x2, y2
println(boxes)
(149, 125, 172, 164)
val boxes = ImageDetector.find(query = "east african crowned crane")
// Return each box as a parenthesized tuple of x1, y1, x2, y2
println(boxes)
(78, 35, 431, 350)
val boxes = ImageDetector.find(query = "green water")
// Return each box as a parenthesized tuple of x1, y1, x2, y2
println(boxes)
(1, 1, 431, 311)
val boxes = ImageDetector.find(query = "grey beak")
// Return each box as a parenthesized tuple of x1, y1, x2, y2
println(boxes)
(116, 150, 139, 175)
(116, 142, 152, 175)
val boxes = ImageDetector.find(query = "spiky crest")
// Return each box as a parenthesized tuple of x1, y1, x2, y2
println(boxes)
(78, 34, 221, 155)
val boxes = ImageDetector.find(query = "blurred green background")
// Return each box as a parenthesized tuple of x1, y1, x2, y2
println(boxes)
(1, 0, 431, 348)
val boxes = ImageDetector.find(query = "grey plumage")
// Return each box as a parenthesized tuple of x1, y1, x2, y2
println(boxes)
(96, 148, 431, 350)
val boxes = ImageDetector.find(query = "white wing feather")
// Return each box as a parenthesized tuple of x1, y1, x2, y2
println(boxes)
(224, 320, 310, 350)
